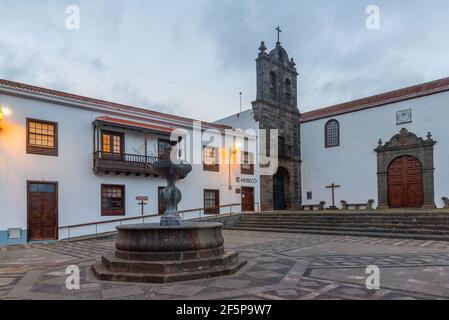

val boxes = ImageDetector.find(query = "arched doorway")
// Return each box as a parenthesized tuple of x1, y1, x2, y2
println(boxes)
(388, 156, 424, 208)
(273, 167, 289, 210)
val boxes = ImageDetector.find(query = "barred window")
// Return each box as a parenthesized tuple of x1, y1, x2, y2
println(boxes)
(204, 189, 219, 214)
(27, 119, 58, 156)
(203, 146, 219, 172)
(101, 185, 125, 216)
(325, 120, 340, 148)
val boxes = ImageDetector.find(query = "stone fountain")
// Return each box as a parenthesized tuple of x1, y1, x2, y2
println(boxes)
(92, 159, 246, 283)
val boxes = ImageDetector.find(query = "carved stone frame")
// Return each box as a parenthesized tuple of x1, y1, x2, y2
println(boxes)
(375, 128, 436, 209)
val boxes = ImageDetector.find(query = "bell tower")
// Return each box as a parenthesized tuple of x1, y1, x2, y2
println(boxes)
(252, 29, 301, 211)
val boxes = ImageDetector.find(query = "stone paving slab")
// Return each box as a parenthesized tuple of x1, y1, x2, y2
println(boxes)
(1, 230, 449, 300)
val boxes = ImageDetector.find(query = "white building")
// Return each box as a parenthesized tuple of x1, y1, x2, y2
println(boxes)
(300, 77, 449, 210)
(219, 42, 449, 214)
(0, 80, 260, 245)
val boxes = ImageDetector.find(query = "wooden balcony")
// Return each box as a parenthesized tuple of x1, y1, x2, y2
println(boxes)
(93, 151, 159, 176)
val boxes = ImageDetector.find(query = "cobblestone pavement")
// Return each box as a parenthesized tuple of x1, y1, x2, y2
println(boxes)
(1, 230, 449, 300)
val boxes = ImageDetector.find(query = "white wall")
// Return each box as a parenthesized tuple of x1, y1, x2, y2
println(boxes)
(0, 93, 249, 242)
(300, 91, 449, 209)
(215, 109, 261, 210)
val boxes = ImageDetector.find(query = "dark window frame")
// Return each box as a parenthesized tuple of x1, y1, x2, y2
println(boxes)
(158, 138, 172, 159)
(325, 119, 340, 148)
(241, 151, 254, 175)
(204, 189, 220, 214)
(158, 186, 166, 215)
(203, 145, 219, 172)
(101, 184, 125, 216)
(26, 118, 58, 156)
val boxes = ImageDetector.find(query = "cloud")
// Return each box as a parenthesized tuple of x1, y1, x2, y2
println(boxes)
(1, 0, 449, 120)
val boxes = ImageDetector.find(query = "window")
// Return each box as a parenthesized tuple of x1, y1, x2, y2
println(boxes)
(204, 189, 219, 214)
(241, 152, 254, 175)
(158, 186, 166, 215)
(285, 78, 292, 101)
(101, 185, 125, 216)
(270, 71, 277, 99)
(325, 119, 340, 148)
(203, 146, 219, 172)
(158, 139, 172, 159)
(27, 119, 58, 156)
(102, 131, 123, 154)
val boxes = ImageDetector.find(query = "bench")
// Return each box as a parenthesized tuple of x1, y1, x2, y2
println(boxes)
(341, 199, 374, 210)
(302, 201, 326, 211)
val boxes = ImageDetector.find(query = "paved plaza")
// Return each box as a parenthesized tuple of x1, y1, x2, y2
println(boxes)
(1, 230, 449, 300)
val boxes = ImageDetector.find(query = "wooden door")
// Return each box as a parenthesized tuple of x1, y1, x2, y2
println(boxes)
(388, 156, 423, 208)
(28, 182, 58, 241)
(241, 187, 255, 212)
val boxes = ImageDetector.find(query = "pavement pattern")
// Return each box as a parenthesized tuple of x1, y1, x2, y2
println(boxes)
(1, 230, 449, 300)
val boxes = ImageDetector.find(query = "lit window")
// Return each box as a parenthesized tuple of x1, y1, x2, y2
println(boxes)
(325, 119, 340, 148)
(27, 119, 58, 156)
(102, 131, 123, 154)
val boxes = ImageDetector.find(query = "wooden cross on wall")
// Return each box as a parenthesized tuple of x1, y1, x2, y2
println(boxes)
(326, 182, 341, 209)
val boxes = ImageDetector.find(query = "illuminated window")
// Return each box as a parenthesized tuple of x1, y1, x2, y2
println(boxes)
(101, 185, 125, 216)
(241, 152, 254, 175)
(27, 119, 58, 156)
(325, 119, 340, 148)
(203, 146, 219, 172)
(102, 131, 123, 154)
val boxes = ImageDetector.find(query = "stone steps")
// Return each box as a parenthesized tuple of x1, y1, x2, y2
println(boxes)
(229, 210, 449, 240)
(234, 222, 449, 231)
(92, 257, 247, 283)
(227, 226, 449, 241)
(102, 251, 239, 273)
(233, 223, 449, 235)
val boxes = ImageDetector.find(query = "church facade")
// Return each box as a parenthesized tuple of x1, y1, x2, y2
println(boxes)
(219, 40, 449, 211)
(300, 78, 449, 209)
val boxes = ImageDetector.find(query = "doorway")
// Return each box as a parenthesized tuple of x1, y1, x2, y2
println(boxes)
(388, 156, 424, 208)
(241, 187, 255, 212)
(27, 181, 58, 241)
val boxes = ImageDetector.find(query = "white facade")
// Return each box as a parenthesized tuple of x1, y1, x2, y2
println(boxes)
(0, 83, 260, 245)
(300, 90, 449, 209)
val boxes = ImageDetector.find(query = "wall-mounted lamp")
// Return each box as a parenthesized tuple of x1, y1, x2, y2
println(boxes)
(0, 107, 11, 130)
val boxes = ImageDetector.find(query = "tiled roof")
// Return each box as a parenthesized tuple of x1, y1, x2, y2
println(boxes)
(95, 116, 174, 134)
(0, 79, 231, 130)
(300, 77, 449, 123)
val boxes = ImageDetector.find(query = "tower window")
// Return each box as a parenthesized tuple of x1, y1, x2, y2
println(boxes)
(269, 71, 277, 99)
(325, 119, 340, 148)
(285, 78, 292, 101)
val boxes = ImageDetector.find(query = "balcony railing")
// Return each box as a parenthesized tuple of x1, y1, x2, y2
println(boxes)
(93, 151, 159, 176)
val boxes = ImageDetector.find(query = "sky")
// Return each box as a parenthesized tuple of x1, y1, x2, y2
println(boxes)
(1, 0, 449, 122)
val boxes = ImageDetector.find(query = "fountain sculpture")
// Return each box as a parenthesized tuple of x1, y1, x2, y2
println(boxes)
(92, 155, 246, 283)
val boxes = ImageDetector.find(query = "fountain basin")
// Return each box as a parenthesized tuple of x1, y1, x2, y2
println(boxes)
(92, 222, 247, 283)
(115, 222, 224, 252)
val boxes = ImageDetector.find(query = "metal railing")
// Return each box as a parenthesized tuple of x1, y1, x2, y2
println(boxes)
(94, 151, 159, 164)
(59, 202, 259, 241)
